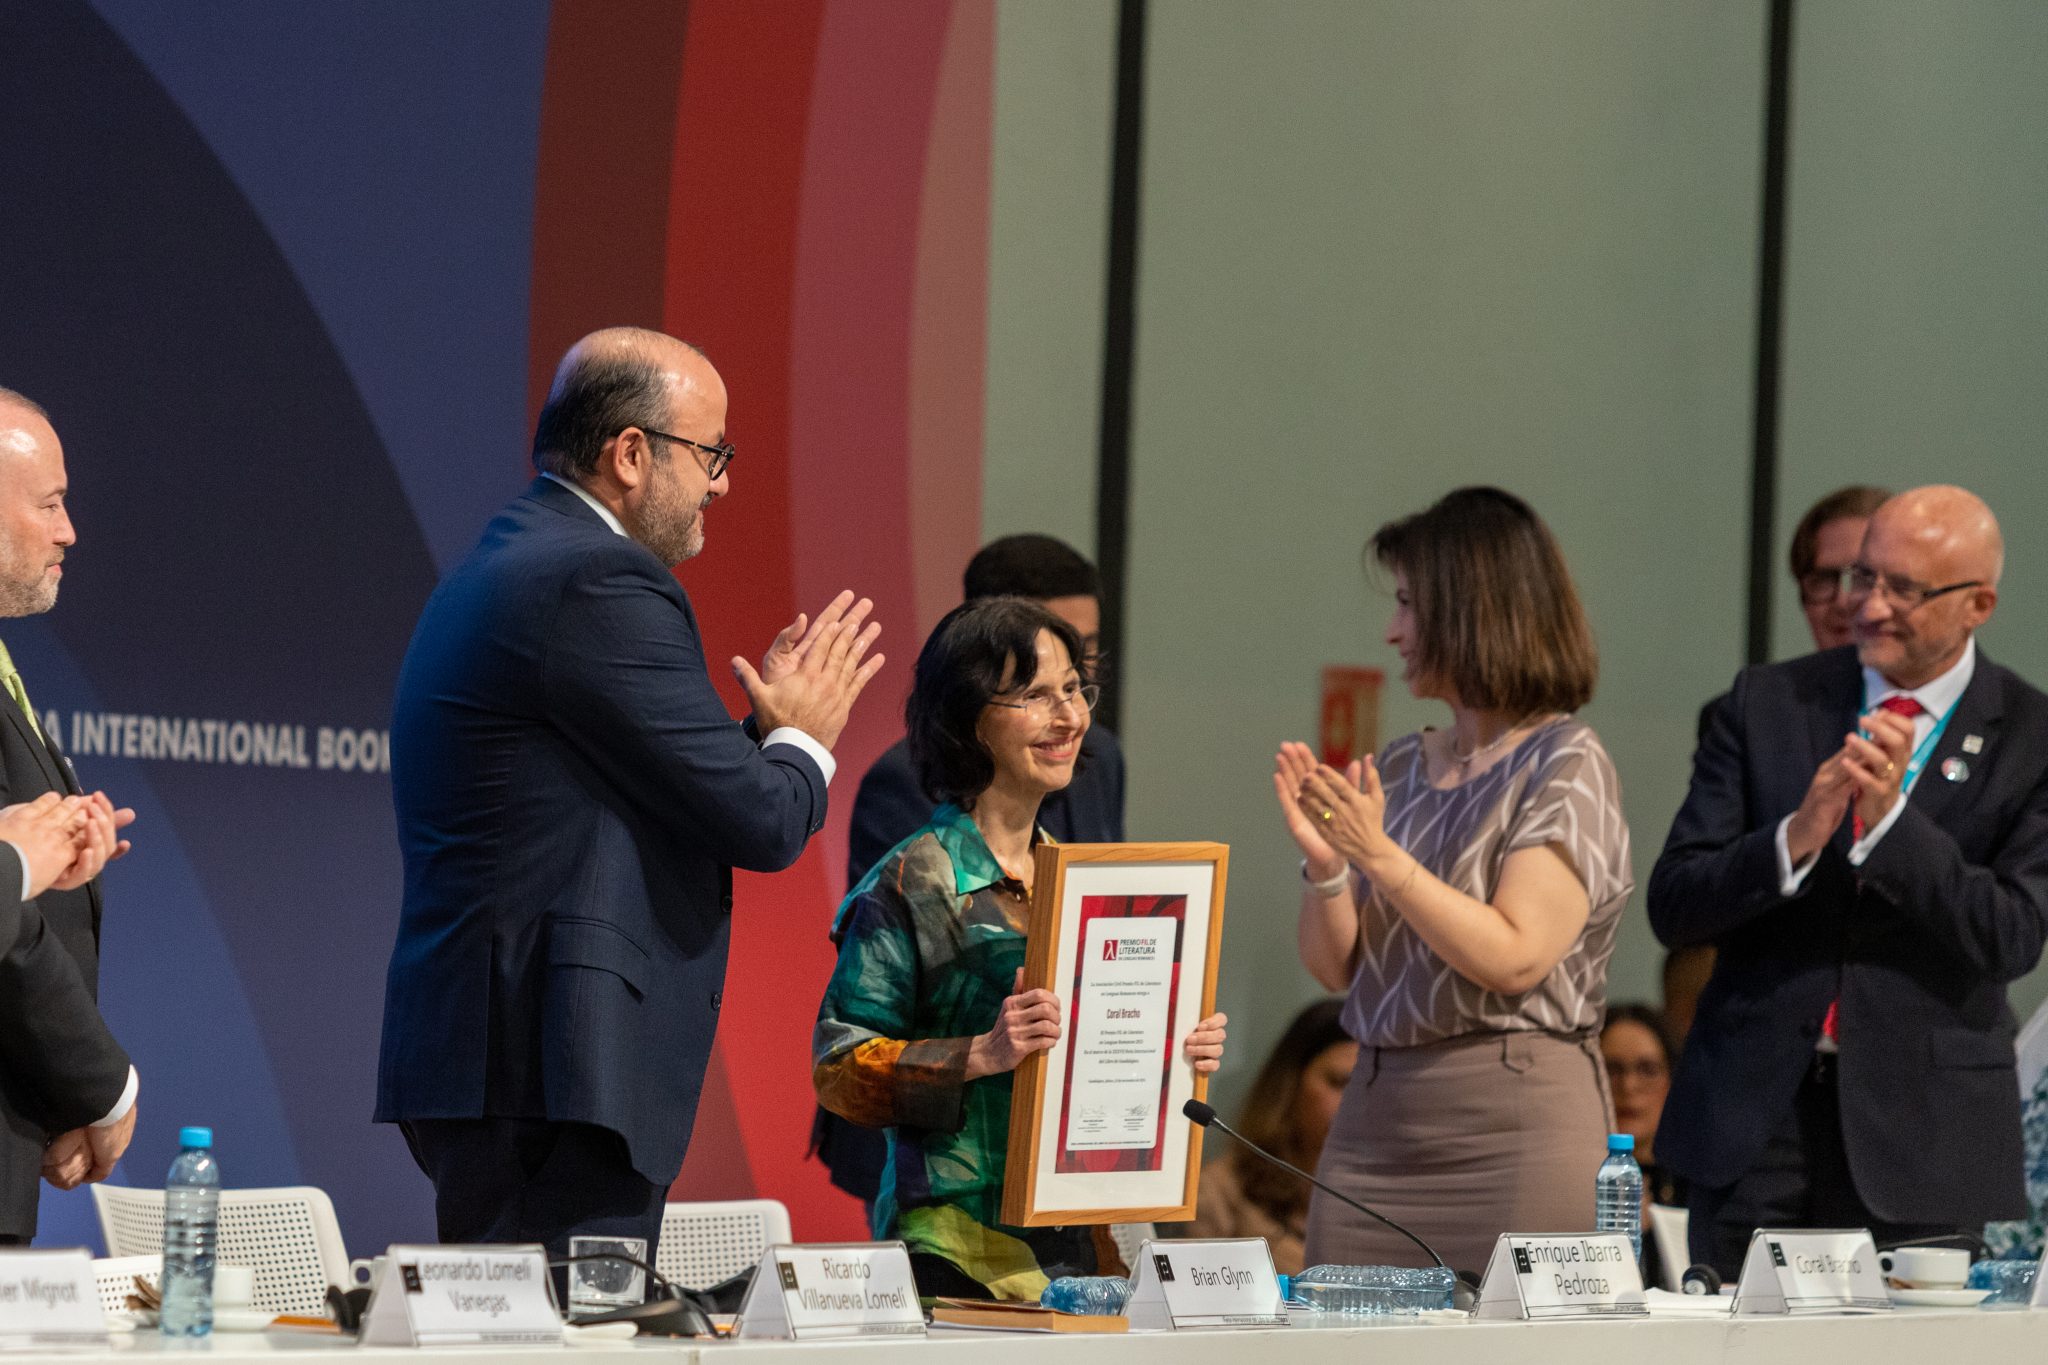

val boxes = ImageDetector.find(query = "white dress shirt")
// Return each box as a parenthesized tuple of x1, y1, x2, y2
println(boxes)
(1775, 637, 1977, 892)
(539, 473, 835, 783)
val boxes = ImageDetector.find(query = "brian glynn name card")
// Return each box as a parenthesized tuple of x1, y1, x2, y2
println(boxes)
(357, 1245, 562, 1346)
(1125, 1239, 1284, 1331)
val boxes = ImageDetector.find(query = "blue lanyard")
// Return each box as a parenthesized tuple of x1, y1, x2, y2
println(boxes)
(1892, 697, 1961, 797)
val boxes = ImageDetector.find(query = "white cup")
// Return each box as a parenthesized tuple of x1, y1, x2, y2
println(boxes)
(213, 1264, 254, 1310)
(1878, 1245, 1970, 1289)
(349, 1256, 388, 1289)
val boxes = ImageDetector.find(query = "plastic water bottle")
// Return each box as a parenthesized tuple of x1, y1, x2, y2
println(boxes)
(1039, 1275, 1131, 1314)
(1594, 1132, 1643, 1263)
(160, 1127, 220, 1337)
(1289, 1264, 1456, 1315)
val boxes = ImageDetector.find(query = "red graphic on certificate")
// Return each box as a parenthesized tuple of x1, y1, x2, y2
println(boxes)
(1054, 894, 1186, 1173)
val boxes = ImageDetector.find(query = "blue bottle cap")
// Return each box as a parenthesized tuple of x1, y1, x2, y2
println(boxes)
(179, 1127, 213, 1149)
(1607, 1133, 1635, 1152)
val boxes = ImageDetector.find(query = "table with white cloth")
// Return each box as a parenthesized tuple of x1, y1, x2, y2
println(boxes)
(14, 1305, 2038, 1365)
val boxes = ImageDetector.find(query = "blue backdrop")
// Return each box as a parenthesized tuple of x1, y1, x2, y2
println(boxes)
(0, 1, 552, 1254)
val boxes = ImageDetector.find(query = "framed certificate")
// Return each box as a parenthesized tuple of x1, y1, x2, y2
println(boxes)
(1000, 842, 1229, 1227)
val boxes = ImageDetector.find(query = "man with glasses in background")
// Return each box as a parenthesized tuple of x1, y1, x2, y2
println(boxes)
(377, 328, 886, 1266)
(1649, 485, 2048, 1278)
(1666, 486, 1896, 1048)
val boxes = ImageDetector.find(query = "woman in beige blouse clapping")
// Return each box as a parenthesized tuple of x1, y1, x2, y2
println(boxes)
(1274, 486, 1632, 1276)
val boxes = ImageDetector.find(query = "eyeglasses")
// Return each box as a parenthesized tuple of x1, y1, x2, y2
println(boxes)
(1604, 1059, 1668, 1084)
(1797, 566, 1858, 606)
(1844, 564, 1982, 612)
(641, 427, 736, 480)
(989, 682, 1099, 720)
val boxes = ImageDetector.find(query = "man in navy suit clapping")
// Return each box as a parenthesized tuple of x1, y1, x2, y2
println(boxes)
(376, 329, 885, 1263)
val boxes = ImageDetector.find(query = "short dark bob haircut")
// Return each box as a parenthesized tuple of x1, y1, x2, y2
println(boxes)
(907, 596, 1088, 809)
(1369, 486, 1596, 716)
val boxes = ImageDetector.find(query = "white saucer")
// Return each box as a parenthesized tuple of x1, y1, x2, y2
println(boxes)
(1888, 1287, 1991, 1308)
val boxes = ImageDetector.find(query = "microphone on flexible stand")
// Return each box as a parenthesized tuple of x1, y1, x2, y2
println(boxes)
(1183, 1099, 1447, 1270)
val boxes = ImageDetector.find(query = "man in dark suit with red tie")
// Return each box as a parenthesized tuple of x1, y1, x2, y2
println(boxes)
(1651, 485, 2048, 1277)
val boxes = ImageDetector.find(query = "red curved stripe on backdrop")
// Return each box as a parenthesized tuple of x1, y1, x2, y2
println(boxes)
(906, 0, 992, 680)
(531, 0, 991, 1241)
(529, 1, 772, 1201)
(526, 0, 691, 422)
(660, 0, 870, 1237)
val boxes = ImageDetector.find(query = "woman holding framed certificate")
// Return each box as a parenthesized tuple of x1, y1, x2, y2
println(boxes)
(812, 597, 1227, 1302)
(1275, 486, 1633, 1277)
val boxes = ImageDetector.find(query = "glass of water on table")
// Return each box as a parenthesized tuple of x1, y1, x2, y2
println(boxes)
(567, 1236, 648, 1317)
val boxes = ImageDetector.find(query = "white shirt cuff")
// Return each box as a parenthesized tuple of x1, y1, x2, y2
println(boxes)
(92, 1066, 138, 1128)
(1847, 798, 1907, 866)
(1774, 816, 1820, 895)
(762, 727, 836, 786)
(2, 840, 27, 902)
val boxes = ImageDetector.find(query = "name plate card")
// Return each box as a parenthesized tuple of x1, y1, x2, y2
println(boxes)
(358, 1245, 562, 1346)
(736, 1243, 924, 1341)
(1732, 1230, 1889, 1315)
(1473, 1234, 1647, 1320)
(1125, 1238, 1284, 1331)
(0, 1250, 106, 1346)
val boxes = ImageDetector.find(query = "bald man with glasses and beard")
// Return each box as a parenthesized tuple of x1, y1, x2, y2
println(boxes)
(1650, 485, 2048, 1278)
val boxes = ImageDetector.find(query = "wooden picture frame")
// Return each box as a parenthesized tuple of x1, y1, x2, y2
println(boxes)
(1000, 841, 1229, 1228)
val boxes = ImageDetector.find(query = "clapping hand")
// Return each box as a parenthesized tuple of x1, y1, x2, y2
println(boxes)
(51, 793, 134, 892)
(731, 590, 885, 750)
(1297, 757, 1392, 871)
(1273, 742, 1347, 879)
(0, 793, 87, 899)
(1841, 706, 1916, 834)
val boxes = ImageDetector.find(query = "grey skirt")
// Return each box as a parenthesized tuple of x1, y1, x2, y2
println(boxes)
(1303, 1030, 1614, 1278)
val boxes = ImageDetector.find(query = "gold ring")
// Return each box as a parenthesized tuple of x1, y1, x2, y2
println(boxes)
(1319, 809, 1334, 823)
(1883, 761, 1896, 777)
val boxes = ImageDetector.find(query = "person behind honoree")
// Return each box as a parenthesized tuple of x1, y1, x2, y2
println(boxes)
(1275, 486, 1632, 1276)
(812, 596, 1225, 1301)
(819, 533, 1129, 1212)
(1186, 998, 1354, 1274)
(844, 533, 1125, 887)
(1651, 485, 2048, 1279)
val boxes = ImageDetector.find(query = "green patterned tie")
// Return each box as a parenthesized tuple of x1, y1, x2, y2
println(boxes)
(0, 637, 41, 740)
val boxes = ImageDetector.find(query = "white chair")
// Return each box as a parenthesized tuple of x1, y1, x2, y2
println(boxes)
(657, 1198, 791, 1288)
(90, 1255, 159, 1316)
(92, 1185, 349, 1316)
(1648, 1202, 1690, 1291)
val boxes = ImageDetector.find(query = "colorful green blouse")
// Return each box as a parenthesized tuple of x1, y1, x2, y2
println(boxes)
(812, 804, 1097, 1299)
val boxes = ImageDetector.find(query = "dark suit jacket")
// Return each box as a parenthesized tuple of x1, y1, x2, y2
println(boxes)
(375, 479, 829, 1185)
(1649, 644, 2048, 1225)
(0, 699, 130, 1239)
(844, 726, 1126, 887)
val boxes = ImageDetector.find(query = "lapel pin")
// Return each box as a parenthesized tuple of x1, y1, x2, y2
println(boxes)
(1962, 734, 1984, 754)
(1942, 757, 1970, 783)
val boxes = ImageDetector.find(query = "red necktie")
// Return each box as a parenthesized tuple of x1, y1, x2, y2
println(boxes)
(1827, 693, 1926, 1044)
